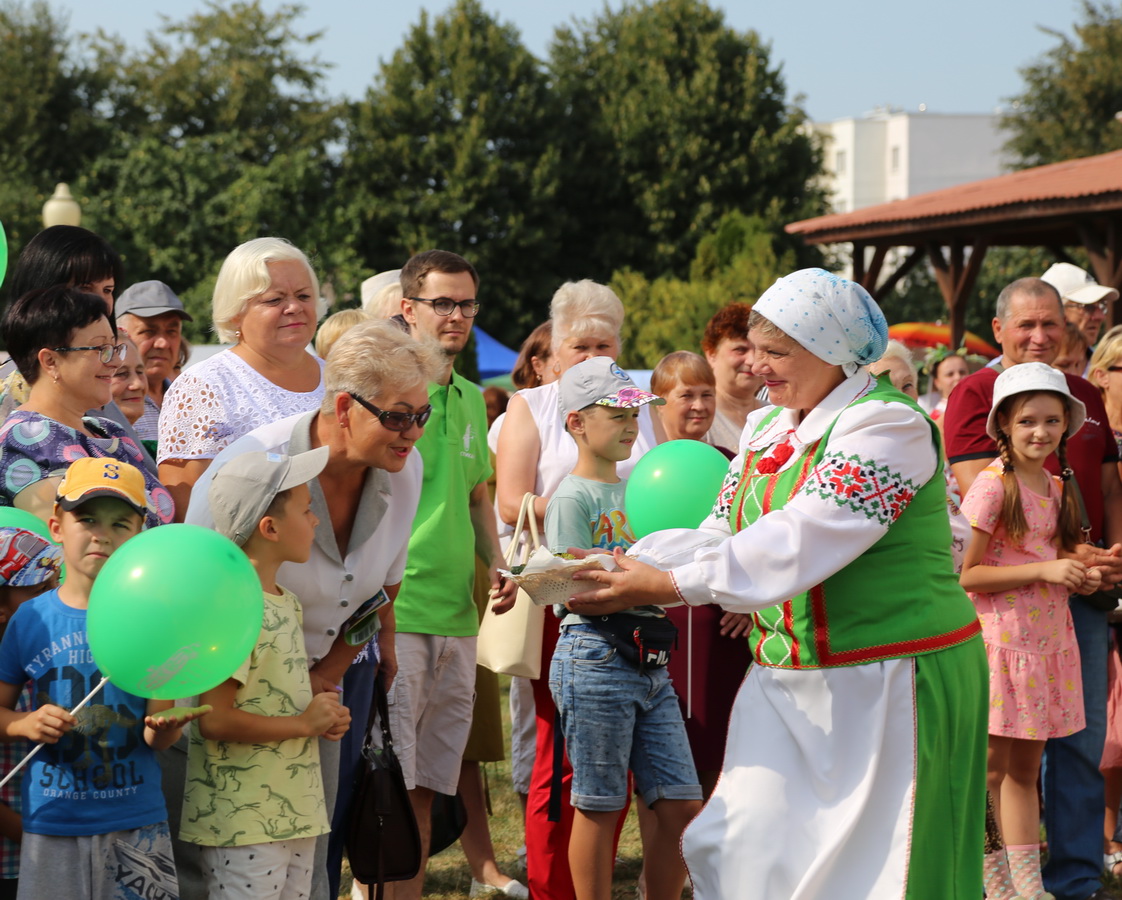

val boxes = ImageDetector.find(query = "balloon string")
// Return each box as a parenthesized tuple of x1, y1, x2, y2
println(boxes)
(0, 676, 109, 790)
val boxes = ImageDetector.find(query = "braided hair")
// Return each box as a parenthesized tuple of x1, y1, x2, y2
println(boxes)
(994, 391, 1082, 551)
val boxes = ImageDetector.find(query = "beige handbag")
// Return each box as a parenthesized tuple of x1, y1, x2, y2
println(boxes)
(476, 492, 546, 679)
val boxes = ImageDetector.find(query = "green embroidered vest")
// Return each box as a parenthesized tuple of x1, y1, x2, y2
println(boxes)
(728, 377, 981, 669)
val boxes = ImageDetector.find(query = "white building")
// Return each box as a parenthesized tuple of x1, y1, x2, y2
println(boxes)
(815, 107, 1009, 215)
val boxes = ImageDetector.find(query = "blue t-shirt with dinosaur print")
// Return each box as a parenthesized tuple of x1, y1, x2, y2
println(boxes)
(0, 589, 165, 835)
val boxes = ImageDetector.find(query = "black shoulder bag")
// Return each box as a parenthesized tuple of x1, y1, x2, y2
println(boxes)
(345, 673, 422, 897)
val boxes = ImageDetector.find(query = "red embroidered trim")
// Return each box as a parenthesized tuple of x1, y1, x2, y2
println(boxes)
(810, 582, 982, 665)
(669, 571, 688, 606)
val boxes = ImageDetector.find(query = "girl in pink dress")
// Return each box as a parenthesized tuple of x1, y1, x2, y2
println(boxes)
(960, 363, 1102, 900)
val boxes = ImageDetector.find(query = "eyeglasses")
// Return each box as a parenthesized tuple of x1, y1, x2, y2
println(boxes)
(1066, 300, 1109, 315)
(407, 297, 480, 317)
(52, 343, 126, 364)
(349, 393, 432, 431)
(1107, 366, 1122, 373)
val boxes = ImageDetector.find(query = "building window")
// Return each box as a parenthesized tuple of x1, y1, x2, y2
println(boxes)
(890, 146, 900, 173)
(835, 149, 846, 175)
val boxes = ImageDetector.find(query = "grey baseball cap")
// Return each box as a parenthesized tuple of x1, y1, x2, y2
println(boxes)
(116, 280, 193, 321)
(557, 356, 665, 416)
(208, 447, 329, 546)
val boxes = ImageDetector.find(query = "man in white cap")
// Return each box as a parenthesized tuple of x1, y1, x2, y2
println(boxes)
(1043, 262, 1120, 357)
(115, 280, 193, 444)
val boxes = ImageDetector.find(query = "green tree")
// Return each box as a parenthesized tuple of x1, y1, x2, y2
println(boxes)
(549, 0, 827, 284)
(1002, 1, 1122, 167)
(614, 212, 794, 368)
(74, 1, 344, 339)
(0, 1, 114, 274)
(336, 0, 563, 346)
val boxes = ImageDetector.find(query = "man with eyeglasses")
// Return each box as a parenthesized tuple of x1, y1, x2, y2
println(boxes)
(391, 250, 504, 900)
(1043, 263, 1120, 371)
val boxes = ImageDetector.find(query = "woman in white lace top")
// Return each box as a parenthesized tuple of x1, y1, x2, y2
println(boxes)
(157, 238, 325, 518)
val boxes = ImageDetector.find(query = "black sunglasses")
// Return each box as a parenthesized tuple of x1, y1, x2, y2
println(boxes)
(349, 393, 432, 431)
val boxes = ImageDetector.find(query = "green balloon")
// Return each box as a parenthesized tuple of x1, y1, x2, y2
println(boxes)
(0, 219, 6, 288)
(88, 524, 263, 699)
(0, 507, 52, 542)
(625, 440, 731, 538)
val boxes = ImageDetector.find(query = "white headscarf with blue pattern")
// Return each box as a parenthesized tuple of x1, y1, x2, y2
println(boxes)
(753, 268, 889, 377)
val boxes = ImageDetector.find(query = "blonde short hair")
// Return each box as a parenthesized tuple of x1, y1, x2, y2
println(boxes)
(550, 280, 625, 355)
(211, 237, 320, 343)
(870, 339, 918, 381)
(367, 282, 404, 320)
(650, 351, 715, 397)
(315, 308, 373, 359)
(1090, 324, 1122, 389)
(321, 318, 442, 413)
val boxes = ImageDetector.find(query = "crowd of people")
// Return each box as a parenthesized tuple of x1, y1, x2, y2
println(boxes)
(0, 223, 1118, 900)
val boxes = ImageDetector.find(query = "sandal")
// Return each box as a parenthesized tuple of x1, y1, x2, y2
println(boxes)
(1104, 850, 1122, 878)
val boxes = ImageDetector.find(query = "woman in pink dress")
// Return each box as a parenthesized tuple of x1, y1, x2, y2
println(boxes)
(960, 363, 1101, 900)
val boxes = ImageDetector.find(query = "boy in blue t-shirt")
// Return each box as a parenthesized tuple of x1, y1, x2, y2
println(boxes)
(547, 357, 701, 900)
(0, 458, 206, 900)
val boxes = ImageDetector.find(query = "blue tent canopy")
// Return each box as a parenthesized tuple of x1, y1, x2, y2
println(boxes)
(475, 327, 519, 380)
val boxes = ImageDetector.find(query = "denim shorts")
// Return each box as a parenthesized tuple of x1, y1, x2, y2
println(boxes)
(549, 623, 702, 811)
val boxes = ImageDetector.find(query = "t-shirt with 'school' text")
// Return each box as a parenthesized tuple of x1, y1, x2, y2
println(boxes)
(0, 589, 165, 836)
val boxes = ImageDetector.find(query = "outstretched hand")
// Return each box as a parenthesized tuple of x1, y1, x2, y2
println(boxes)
(145, 705, 212, 731)
(566, 548, 678, 615)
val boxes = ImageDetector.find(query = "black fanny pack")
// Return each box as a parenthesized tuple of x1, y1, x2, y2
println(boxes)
(586, 613, 678, 671)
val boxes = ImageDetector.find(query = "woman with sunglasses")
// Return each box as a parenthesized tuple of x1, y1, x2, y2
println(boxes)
(182, 318, 442, 895)
(158, 237, 325, 519)
(0, 285, 174, 527)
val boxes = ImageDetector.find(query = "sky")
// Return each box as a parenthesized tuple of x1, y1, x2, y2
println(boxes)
(59, 0, 1080, 122)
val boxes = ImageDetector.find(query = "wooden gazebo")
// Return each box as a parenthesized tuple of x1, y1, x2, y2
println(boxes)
(785, 149, 1122, 349)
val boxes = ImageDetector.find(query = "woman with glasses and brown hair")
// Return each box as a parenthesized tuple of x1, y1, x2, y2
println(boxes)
(0, 285, 173, 527)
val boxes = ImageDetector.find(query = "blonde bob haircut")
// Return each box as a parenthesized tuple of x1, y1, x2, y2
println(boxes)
(314, 307, 373, 360)
(211, 237, 320, 343)
(549, 280, 625, 355)
(871, 339, 918, 381)
(1090, 324, 1122, 389)
(321, 318, 443, 414)
(650, 351, 715, 397)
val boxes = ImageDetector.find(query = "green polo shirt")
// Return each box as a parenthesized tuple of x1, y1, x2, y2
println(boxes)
(395, 371, 493, 636)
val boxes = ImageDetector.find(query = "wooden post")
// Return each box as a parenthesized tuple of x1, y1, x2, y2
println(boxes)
(927, 239, 989, 350)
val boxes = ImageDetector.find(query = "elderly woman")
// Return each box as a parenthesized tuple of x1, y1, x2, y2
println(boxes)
(868, 339, 920, 400)
(495, 280, 658, 900)
(0, 286, 173, 528)
(158, 237, 325, 517)
(184, 318, 440, 898)
(570, 269, 988, 899)
(650, 351, 729, 452)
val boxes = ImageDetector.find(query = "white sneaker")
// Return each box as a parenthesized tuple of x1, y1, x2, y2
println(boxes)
(470, 879, 530, 899)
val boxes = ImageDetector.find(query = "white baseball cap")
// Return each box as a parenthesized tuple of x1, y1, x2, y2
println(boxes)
(986, 362, 1087, 440)
(1041, 262, 1119, 306)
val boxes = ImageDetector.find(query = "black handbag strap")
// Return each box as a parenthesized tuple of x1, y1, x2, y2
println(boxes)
(363, 672, 395, 755)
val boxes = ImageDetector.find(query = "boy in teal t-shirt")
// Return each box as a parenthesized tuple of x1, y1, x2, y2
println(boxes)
(547, 357, 701, 900)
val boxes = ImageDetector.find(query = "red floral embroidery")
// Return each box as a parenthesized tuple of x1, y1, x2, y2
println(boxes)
(756, 439, 794, 474)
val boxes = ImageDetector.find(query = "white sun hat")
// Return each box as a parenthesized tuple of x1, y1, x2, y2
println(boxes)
(986, 362, 1087, 441)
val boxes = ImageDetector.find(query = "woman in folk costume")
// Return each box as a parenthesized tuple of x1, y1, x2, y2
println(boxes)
(569, 268, 989, 899)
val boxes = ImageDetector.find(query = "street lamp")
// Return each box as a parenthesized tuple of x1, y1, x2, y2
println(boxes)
(41, 183, 81, 228)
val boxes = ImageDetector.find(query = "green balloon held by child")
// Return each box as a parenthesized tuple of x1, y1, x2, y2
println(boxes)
(88, 524, 263, 699)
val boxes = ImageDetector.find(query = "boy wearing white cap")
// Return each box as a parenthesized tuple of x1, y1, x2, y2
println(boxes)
(547, 357, 701, 900)
(179, 448, 351, 900)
